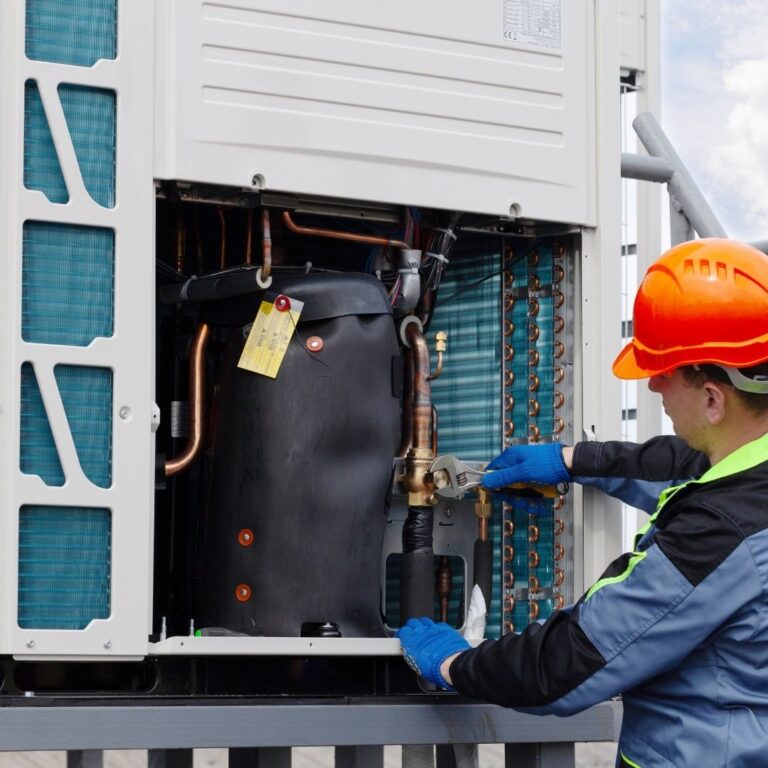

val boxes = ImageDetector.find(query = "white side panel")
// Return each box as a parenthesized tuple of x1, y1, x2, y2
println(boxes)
(578, 0, 624, 589)
(155, 0, 600, 225)
(0, 1, 155, 657)
(620, 0, 647, 74)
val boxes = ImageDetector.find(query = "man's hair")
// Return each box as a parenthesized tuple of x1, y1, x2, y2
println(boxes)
(681, 363, 768, 415)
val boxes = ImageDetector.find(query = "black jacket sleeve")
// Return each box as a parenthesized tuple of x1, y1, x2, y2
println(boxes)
(572, 436, 709, 482)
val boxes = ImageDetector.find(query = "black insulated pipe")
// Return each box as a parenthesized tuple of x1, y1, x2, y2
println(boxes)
(399, 507, 435, 623)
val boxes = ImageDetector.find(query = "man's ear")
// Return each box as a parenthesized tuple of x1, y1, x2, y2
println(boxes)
(702, 381, 727, 425)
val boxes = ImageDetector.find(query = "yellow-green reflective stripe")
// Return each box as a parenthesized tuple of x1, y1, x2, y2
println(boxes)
(621, 751, 643, 768)
(585, 551, 648, 601)
(632, 430, 768, 546)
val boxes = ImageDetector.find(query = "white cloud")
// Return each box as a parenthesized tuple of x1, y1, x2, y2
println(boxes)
(708, 59, 768, 238)
(662, 0, 768, 241)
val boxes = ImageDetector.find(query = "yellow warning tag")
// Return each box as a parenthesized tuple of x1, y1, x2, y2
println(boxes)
(237, 294, 304, 379)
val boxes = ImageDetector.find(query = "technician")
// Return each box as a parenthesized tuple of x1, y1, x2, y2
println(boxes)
(397, 238, 768, 767)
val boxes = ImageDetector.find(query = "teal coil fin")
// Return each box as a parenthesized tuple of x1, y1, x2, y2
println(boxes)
(59, 84, 116, 208)
(25, 0, 117, 67)
(430, 238, 503, 637)
(23, 80, 68, 204)
(22, 221, 115, 346)
(19, 363, 65, 487)
(18, 506, 111, 629)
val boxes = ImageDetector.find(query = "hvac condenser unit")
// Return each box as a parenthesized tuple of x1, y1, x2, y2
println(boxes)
(0, 0, 623, 691)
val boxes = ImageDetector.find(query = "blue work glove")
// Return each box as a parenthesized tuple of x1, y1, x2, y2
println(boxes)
(396, 617, 471, 690)
(482, 443, 570, 490)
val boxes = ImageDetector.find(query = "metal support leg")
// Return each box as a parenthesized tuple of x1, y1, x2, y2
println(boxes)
(67, 751, 104, 768)
(505, 743, 575, 768)
(229, 747, 292, 768)
(148, 749, 193, 768)
(435, 745, 457, 768)
(335, 745, 383, 768)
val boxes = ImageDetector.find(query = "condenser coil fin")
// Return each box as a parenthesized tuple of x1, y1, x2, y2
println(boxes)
(25, 0, 117, 67)
(18, 505, 111, 630)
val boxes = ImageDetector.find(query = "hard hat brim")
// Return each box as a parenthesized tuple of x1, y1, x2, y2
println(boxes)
(612, 341, 664, 380)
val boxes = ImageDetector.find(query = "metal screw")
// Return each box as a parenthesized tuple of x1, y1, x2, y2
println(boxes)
(119, 406, 132, 421)
(104, 640, 112, 649)
(25, 639, 34, 649)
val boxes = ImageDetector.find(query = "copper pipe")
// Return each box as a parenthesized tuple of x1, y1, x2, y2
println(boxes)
(402, 324, 435, 507)
(505, 370, 515, 387)
(554, 315, 565, 333)
(479, 516, 489, 543)
(505, 621, 515, 634)
(554, 391, 565, 408)
(529, 424, 541, 442)
(431, 406, 438, 456)
(504, 319, 514, 337)
(529, 550, 540, 568)
(554, 264, 565, 282)
(504, 519, 515, 537)
(528, 523, 540, 543)
(397, 349, 414, 458)
(504, 571, 515, 589)
(504, 595, 515, 613)
(406, 324, 433, 452)
(554, 416, 565, 434)
(505, 295, 515, 312)
(554, 594, 565, 610)
(262, 209, 272, 279)
(529, 273, 540, 291)
(554, 543, 565, 561)
(554, 517, 565, 536)
(529, 602, 540, 621)
(504, 344, 514, 362)
(504, 394, 514, 412)
(528, 399, 540, 417)
(503, 545, 514, 563)
(554, 290, 565, 308)
(529, 575, 540, 592)
(554, 365, 565, 384)
(529, 297, 540, 316)
(218, 207, 227, 270)
(554, 568, 565, 587)
(282, 210, 409, 250)
(245, 208, 254, 266)
(166, 324, 211, 476)
(436, 556, 452, 623)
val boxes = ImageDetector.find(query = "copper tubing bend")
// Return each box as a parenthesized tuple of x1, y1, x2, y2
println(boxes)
(282, 211, 410, 250)
(405, 324, 433, 452)
(166, 323, 210, 476)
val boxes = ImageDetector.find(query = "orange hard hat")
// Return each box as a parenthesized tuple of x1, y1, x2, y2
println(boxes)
(613, 239, 768, 379)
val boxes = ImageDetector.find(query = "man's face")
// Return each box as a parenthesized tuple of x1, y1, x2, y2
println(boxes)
(647, 369, 706, 449)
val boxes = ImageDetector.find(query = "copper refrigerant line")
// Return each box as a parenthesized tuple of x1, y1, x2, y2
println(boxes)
(165, 323, 210, 476)
(501, 243, 569, 632)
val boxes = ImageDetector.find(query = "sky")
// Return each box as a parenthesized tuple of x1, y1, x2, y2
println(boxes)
(661, 0, 768, 243)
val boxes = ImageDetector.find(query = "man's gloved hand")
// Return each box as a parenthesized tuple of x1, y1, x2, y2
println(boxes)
(482, 443, 571, 490)
(396, 617, 471, 690)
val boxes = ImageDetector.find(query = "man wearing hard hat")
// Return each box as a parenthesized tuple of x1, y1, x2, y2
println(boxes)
(398, 239, 768, 767)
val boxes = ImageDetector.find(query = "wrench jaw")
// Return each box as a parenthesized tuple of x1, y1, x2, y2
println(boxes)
(429, 455, 486, 500)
